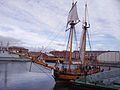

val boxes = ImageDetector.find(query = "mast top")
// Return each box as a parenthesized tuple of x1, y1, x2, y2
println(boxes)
(84, 0, 90, 28)
(72, 0, 76, 4)
(66, 1, 80, 28)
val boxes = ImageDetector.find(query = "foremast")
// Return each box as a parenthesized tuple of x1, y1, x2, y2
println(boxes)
(66, 0, 80, 70)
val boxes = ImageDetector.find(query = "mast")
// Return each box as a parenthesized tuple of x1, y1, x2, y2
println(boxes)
(69, 0, 75, 70)
(66, 1, 80, 70)
(69, 25, 73, 70)
(83, 1, 90, 65)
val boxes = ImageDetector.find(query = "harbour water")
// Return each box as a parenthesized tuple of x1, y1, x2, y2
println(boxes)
(0, 51, 55, 90)
(53, 81, 69, 90)
(0, 51, 120, 90)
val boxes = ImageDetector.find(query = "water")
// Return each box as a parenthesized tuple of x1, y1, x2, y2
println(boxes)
(0, 51, 55, 90)
(0, 61, 55, 90)
(53, 81, 69, 90)
(0, 51, 119, 90)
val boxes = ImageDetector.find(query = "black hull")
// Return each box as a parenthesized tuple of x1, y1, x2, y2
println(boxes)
(69, 81, 118, 90)
(54, 70, 60, 80)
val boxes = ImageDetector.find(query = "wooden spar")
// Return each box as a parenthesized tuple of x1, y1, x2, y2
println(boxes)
(67, 1, 80, 70)
(69, 28, 73, 70)
(68, 1, 74, 70)
(83, 26, 87, 65)
(83, 3, 87, 65)
(83, 3, 90, 65)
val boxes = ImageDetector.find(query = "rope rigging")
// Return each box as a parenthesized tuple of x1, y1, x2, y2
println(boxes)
(87, 30, 92, 51)
(41, 25, 66, 52)
(30, 62, 54, 80)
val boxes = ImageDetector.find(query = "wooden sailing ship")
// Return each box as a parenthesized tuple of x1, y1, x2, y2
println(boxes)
(54, 0, 100, 80)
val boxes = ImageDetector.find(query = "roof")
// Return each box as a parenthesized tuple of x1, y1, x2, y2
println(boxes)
(46, 53, 54, 57)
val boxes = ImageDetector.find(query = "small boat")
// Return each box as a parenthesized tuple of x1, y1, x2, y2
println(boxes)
(54, 0, 100, 81)
(69, 80, 120, 90)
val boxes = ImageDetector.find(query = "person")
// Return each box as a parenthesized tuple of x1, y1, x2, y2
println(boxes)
(70, 20, 80, 29)
(66, 20, 80, 31)
(82, 22, 90, 30)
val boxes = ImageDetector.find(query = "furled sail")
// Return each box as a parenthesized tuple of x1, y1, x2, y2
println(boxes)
(67, 2, 79, 27)
(79, 29, 85, 64)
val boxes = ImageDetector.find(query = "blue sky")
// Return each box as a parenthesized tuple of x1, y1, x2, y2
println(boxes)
(0, 0, 120, 51)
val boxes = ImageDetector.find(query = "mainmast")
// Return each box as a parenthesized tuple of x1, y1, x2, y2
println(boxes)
(83, 1, 90, 65)
(66, 1, 80, 70)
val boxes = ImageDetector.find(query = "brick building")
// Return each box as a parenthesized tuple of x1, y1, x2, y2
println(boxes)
(49, 50, 120, 63)
(28, 51, 48, 60)
(50, 51, 70, 60)
(8, 46, 29, 54)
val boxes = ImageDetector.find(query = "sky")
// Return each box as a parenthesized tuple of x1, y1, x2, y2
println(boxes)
(0, 0, 120, 51)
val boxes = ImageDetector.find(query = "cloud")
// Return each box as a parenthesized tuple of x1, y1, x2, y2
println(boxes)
(0, 0, 119, 51)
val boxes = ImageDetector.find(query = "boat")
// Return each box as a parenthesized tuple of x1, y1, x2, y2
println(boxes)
(54, 0, 100, 81)
(69, 68, 120, 90)
(67, 1, 120, 90)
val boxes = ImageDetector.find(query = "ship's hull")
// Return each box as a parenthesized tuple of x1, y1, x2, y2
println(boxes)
(69, 81, 118, 90)
(54, 70, 81, 80)
(54, 68, 100, 81)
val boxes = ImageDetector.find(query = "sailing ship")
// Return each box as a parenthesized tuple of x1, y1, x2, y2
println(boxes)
(54, 0, 100, 80)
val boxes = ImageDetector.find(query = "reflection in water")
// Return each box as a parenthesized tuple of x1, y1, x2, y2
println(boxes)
(4, 63, 8, 88)
(0, 61, 55, 90)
